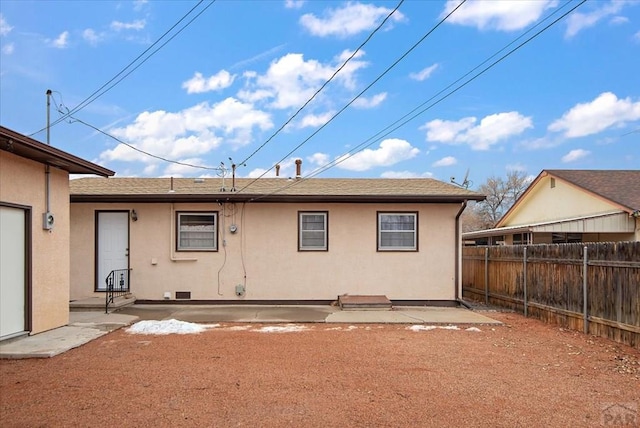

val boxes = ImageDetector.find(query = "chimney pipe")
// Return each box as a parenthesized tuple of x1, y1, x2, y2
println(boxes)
(275, 164, 280, 177)
(295, 159, 302, 178)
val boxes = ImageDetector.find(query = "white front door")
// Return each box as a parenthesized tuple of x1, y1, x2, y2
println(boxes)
(97, 212, 129, 291)
(0, 206, 27, 340)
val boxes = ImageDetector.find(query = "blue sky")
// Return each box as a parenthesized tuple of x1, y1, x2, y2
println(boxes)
(1, 0, 639, 187)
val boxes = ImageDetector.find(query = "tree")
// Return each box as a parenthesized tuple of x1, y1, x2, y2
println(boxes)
(463, 170, 531, 231)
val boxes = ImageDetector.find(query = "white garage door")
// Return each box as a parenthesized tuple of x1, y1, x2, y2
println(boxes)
(0, 206, 27, 340)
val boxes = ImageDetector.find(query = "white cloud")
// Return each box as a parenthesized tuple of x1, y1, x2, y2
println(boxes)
(51, 31, 69, 48)
(565, 1, 626, 38)
(111, 19, 146, 31)
(162, 158, 210, 177)
(442, 0, 556, 31)
(100, 98, 272, 165)
(2, 42, 14, 55)
(133, 0, 149, 12)
(143, 164, 158, 175)
(284, 0, 304, 9)
(247, 167, 270, 178)
(423, 112, 533, 150)
(548, 92, 640, 138)
(380, 170, 433, 178)
(82, 28, 103, 46)
(307, 152, 329, 166)
(409, 64, 439, 81)
(230, 44, 287, 70)
(432, 156, 457, 167)
(336, 138, 419, 171)
(297, 111, 334, 128)
(0, 14, 13, 36)
(610, 16, 629, 25)
(634, 30, 640, 42)
(352, 92, 387, 109)
(561, 149, 590, 163)
(300, 2, 405, 38)
(239, 51, 368, 109)
(182, 70, 236, 94)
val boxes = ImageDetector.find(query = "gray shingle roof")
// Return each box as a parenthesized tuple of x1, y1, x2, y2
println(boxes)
(70, 177, 485, 203)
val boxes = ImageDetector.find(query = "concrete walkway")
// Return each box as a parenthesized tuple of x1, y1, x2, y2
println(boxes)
(0, 305, 500, 359)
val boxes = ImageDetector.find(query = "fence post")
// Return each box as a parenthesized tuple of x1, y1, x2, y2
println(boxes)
(583, 245, 588, 334)
(523, 246, 528, 317)
(484, 247, 489, 305)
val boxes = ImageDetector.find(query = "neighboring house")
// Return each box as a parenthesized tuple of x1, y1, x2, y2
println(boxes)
(463, 170, 640, 246)
(0, 126, 113, 341)
(69, 174, 484, 305)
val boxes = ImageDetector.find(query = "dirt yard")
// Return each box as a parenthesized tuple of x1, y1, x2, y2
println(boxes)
(1, 312, 638, 427)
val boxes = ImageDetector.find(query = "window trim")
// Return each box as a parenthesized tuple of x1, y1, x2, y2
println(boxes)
(298, 211, 328, 251)
(176, 211, 218, 252)
(377, 211, 418, 252)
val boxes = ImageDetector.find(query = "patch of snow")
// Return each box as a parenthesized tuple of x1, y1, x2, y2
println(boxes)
(466, 327, 482, 332)
(408, 325, 461, 331)
(126, 319, 216, 335)
(346, 326, 358, 330)
(325, 326, 343, 331)
(408, 325, 437, 331)
(256, 324, 308, 333)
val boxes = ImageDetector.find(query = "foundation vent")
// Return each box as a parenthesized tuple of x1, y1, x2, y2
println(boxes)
(175, 291, 191, 300)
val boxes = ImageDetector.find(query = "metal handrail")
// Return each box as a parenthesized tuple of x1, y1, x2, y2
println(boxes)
(105, 269, 130, 313)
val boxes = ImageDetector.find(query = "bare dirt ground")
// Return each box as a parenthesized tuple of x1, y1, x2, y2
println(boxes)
(1, 312, 639, 427)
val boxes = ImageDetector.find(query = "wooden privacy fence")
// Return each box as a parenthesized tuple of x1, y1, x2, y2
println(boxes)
(462, 242, 640, 349)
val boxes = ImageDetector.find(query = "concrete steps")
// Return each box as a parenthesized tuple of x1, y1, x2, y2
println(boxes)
(338, 295, 392, 311)
(70, 295, 136, 312)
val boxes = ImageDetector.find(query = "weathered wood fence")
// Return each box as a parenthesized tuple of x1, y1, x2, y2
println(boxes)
(462, 242, 640, 349)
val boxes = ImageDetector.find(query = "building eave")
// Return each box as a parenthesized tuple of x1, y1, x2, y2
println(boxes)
(0, 126, 114, 177)
(71, 193, 485, 204)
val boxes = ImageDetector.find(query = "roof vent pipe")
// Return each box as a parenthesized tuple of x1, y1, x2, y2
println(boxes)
(169, 176, 175, 193)
(295, 159, 302, 179)
(275, 164, 280, 177)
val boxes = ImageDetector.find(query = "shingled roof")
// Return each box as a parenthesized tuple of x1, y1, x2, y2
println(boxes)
(546, 170, 640, 212)
(70, 177, 485, 203)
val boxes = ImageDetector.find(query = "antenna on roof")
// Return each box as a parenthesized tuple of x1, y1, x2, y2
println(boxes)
(218, 162, 227, 192)
(450, 168, 472, 189)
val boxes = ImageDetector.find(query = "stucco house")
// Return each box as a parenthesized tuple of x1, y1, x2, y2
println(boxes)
(0, 126, 113, 341)
(69, 174, 484, 305)
(463, 170, 640, 246)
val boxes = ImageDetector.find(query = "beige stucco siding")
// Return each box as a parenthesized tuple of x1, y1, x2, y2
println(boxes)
(70, 201, 459, 301)
(0, 151, 70, 334)
(504, 176, 620, 227)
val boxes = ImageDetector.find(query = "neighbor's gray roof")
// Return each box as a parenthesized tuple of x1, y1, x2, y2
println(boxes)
(0, 126, 114, 177)
(70, 177, 485, 203)
(545, 170, 640, 212)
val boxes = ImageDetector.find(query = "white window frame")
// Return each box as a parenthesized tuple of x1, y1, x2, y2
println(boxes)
(299, 211, 328, 251)
(177, 212, 218, 251)
(377, 212, 418, 251)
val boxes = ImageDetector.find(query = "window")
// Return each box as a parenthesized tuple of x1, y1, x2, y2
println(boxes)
(378, 212, 417, 251)
(177, 212, 217, 251)
(552, 233, 582, 244)
(299, 212, 328, 251)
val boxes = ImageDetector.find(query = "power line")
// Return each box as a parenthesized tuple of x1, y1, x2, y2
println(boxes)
(237, 0, 405, 168)
(236, 0, 468, 194)
(72, 116, 223, 171)
(29, 0, 216, 137)
(308, 0, 586, 179)
(246, 0, 587, 201)
(48, 93, 222, 172)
